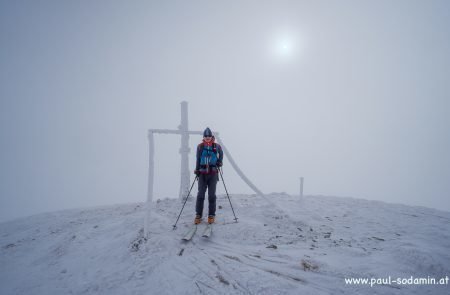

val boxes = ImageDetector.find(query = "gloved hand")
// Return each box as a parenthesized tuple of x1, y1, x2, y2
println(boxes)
(194, 170, 200, 176)
(216, 161, 222, 167)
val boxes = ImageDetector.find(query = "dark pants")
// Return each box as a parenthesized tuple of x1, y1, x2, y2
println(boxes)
(195, 173, 218, 217)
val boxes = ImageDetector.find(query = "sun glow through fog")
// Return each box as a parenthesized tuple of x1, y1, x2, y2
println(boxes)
(268, 29, 304, 63)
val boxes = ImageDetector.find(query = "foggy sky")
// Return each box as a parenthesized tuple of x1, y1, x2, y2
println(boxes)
(1, 0, 450, 222)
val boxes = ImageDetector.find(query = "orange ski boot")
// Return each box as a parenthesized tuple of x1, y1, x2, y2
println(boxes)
(194, 215, 202, 225)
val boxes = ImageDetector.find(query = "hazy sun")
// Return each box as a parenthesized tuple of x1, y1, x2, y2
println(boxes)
(268, 30, 302, 62)
(279, 42, 291, 54)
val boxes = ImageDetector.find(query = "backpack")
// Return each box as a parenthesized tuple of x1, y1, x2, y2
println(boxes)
(199, 143, 219, 167)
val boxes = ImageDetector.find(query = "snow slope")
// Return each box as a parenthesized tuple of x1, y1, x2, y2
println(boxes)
(1, 194, 449, 295)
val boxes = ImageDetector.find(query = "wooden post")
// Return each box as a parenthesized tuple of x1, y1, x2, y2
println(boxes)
(179, 101, 191, 201)
(144, 131, 155, 237)
(215, 136, 264, 196)
(300, 177, 304, 199)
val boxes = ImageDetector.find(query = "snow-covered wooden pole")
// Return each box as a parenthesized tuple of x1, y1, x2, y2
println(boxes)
(215, 136, 264, 196)
(179, 101, 191, 202)
(299, 177, 304, 199)
(144, 131, 155, 237)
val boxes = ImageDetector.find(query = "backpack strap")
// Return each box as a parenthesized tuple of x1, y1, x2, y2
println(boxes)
(200, 142, 219, 164)
(201, 142, 217, 153)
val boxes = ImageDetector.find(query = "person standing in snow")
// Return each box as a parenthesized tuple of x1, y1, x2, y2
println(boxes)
(194, 127, 223, 225)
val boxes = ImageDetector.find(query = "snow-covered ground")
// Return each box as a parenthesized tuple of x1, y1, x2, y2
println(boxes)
(1, 193, 449, 295)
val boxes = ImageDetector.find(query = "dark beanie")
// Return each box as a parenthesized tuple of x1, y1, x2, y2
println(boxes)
(203, 127, 213, 137)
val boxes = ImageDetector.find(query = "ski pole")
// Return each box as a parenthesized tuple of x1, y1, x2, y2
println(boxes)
(173, 175, 198, 230)
(218, 167, 238, 222)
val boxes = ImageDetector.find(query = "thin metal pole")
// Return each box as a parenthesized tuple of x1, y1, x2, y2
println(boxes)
(173, 175, 198, 229)
(218, 167, 238, 222)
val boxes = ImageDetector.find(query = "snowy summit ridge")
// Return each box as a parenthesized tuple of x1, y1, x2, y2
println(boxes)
(1, 194, 449, 295)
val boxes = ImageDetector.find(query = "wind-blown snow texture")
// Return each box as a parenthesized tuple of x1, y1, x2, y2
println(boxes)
(1, 194, 449, 295)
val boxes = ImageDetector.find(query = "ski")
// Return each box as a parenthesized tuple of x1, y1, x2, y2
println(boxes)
(181, 225, 197, 241)
(202, 224, 213, 238)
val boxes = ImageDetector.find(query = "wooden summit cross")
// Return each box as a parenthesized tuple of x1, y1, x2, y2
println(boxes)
(144, 101, 263, 236)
